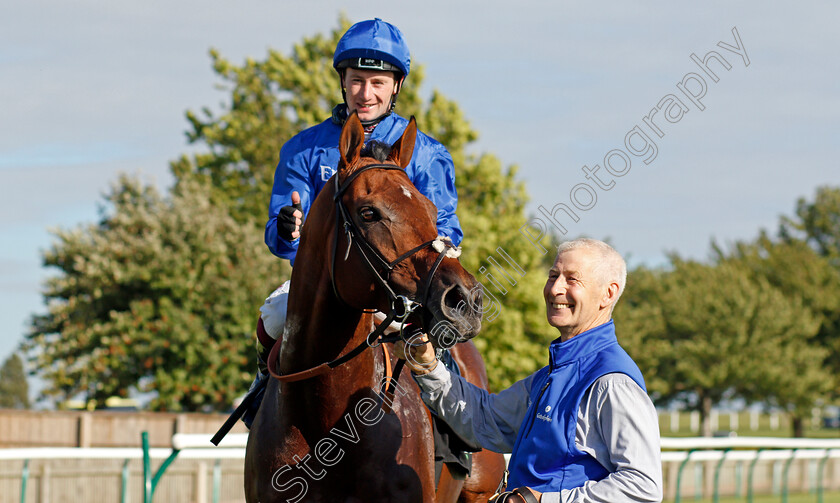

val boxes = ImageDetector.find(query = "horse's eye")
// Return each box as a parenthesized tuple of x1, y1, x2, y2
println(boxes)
(359, 207, 378, 222)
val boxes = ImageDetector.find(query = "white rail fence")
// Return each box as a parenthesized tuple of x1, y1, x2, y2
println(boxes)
(659, 437, 840, 502)
(1, 435, 839, 502)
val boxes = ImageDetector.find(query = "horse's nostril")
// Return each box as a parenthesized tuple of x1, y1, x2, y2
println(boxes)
(440, 283, 482, 325)
(436, 283, 480, 341)
(441, 282, 482, 314)
(443, 284, 465, 310)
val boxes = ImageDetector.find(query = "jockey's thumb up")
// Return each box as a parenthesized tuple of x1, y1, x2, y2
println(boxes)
(277, 191, 304, 242)
(290, 190, 302, 211)
(394, 334, 438, 375)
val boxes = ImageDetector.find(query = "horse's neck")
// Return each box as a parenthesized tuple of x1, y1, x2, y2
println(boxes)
(275, 199, 385, 426)
(277, 286, 383, 429)
(278, 269, 381, 384)
(284, 317, 368, 368)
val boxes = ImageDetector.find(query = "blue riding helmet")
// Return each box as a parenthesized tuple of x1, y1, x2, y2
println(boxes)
(333, 18, 411, 78)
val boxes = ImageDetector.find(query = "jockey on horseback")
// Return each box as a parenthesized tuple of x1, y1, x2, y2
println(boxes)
(242, 18, 464, 428)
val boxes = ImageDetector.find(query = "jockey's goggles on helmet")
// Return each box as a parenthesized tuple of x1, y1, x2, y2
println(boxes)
(335, 57, 402, 75)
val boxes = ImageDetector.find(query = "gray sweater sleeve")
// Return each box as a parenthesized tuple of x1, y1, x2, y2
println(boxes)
(560, 373, 663, 502)
(414, 362, 534, 453)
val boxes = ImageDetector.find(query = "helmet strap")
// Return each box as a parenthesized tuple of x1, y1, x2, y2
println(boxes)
(389, 75, 404, 112)
(338, 70, 348, 107)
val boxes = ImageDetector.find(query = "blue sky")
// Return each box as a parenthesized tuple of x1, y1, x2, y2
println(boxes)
(2, 1, 838, 400)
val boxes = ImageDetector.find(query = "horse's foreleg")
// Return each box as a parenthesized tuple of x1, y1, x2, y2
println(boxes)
(436, 463, 466, 503)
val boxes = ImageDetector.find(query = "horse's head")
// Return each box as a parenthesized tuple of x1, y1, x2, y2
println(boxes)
(329, 112, 483, 345)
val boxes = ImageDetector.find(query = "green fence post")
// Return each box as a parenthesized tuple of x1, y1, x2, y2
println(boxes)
(151, 449, 180, 495)
(213, 459, 222, 503)
(143, 431, 152, 503)
(674, 449, 696, 503)
(816, 449, 832, 503)
(121, 458, 130, 503)
(141, 430, 182, 503)
(781, 448, 797, 503)
(734, 460, 743, 498)
(694, 462, 703, 500)
(713, 448, 731, 503)
(20, 459, 29, 503)
(747, 448, 764, 503)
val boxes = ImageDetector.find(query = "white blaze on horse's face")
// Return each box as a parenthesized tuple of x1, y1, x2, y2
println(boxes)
(400, 184, 412, 199)
(342, 67, 398, 122)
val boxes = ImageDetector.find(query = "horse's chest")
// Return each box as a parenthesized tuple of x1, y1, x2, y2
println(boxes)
(267, 399, 433, 502)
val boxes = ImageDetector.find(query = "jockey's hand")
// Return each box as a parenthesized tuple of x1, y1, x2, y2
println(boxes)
(277, 191, 303, 241)
(394, 333, 438, 375)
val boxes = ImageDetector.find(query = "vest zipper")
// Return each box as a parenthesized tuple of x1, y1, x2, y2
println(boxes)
(522, 380, 551, 438)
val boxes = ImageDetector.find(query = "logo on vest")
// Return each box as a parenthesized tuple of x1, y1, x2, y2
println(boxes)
(536, 406, 552, 422)
(320, 165, 336, 181)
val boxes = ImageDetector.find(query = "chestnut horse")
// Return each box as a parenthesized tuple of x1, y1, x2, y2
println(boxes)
(245, 113, 505, 502)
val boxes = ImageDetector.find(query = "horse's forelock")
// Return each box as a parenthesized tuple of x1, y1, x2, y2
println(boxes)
(361, 141, 392, 162)
(342, 141, 397, 178)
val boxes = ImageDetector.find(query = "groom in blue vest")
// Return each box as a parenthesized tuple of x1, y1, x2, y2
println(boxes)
(397, 238, 663, 502)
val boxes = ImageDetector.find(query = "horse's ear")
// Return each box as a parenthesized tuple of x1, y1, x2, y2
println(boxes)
(387, 116, 417, 169)
(339, 111, 365, 172)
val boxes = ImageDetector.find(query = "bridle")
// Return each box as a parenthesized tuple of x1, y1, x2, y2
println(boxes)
(331, 162, 456, 326)
(266, 162, 460, 388)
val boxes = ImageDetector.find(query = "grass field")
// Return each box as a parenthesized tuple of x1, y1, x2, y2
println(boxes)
(657, 410, 840, 438)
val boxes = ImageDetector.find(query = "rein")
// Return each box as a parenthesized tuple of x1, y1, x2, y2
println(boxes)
(267, 163, 460, 395)
(266, 295, 414, 382)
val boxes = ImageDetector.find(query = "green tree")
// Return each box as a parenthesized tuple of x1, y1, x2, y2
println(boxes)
(0, 353, 30, 409)
(173, 17, 553, 390)
(780, 186, 840, 266)
(638, 258, 824, 436)
(611, 266, 670, 401)
(26, 175, 286, 411)
(778, 186, 840, 399)
(170, 19, 351, 223)
(714, 233, 840, 434)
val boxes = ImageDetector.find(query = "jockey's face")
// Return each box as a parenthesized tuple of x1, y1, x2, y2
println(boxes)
(342, 68, 399, 122)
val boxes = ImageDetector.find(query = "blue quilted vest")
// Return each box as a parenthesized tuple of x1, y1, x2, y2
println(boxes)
(506, 321, 646, 492)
